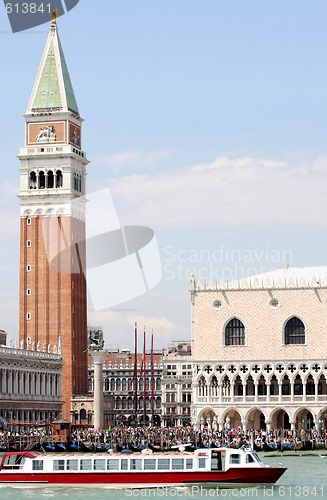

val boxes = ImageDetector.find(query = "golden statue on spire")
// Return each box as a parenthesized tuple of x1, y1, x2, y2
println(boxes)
(52, 8, 59, 23)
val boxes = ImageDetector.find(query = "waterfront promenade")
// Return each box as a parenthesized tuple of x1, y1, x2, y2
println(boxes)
(0, 425, 326, 452)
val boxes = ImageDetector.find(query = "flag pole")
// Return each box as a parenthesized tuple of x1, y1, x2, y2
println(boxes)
(133, 322, 138, 426)
(143, 326, 146, 426)
(151, 328, 155, 426)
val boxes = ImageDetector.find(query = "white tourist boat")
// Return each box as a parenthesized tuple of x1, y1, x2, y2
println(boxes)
(0, 446, 286, 488)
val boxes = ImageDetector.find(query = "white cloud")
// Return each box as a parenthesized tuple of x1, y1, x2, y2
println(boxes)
(107, 155, 327, 227)
(95, 150, 172, 170)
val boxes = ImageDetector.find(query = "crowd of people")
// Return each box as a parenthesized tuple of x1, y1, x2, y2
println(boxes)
(0, 425, 326, 452)
(108, 425, 327, 451)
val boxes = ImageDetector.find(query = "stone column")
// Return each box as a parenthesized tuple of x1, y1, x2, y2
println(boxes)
(242, 383, 246, 403)
(315, 381, 319, 403)
(230, 382, 234, 403)
(313, 415, 319, 433)
(278, 382, 282, 400)
(90, 349, 105, 431)
(266, 382, 270, 402)
(254, 382, 258, 403)
(218, 383, 223, 402)
(303, 383, 306, 402)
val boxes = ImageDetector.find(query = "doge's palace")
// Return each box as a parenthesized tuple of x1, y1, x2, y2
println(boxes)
(190, 267, 327, 433)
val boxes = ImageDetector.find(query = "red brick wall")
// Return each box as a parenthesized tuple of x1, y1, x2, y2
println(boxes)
(19, 214, 88, 420)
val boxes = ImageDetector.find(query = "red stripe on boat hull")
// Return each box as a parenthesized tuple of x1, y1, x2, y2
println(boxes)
(0, 467, 286, 486)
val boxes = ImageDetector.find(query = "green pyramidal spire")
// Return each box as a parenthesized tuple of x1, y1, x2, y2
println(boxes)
(27, 19, 79, 115)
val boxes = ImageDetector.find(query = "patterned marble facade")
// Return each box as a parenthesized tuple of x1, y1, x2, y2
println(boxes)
(190, 267, 327, 433)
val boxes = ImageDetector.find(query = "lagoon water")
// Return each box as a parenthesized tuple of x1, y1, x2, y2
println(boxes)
(0, 455, 326, 500)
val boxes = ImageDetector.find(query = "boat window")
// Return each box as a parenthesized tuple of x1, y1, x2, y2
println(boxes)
(246, 454, 255, 463)
(130, 459, 142, 470)
(230, 454, 241, 464)
(186, 458, 193, 470)
(107, 459, 119, 470)
(94, 459, 106, 471)
(158, 459, 170, 470)
(2, 455, 26, 469)
(251, 452, 262, 463)
(198, 458, 206, 468)
(172, 458, 184, 470)
(144, 459, 156, 470)
(53, 459, 65, 471)
(4, 456, 16, 467)
(32, 460, 44, 471)
(67, 459, 78, 470)
(80, 459, 92, 471)
(121, 459, 128, 470)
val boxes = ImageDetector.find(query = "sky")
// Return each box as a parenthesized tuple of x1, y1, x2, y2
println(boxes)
(1, 0, 327, 350)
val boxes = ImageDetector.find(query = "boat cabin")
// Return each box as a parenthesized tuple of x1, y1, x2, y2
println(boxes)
(0, 447, 264, 474)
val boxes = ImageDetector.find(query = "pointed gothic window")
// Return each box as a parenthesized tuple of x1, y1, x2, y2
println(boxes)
(225, 318, 245, 346)
(284, 317, 305, 345)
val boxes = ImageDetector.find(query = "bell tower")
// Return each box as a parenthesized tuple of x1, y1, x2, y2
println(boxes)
(18, 18, 89, 420)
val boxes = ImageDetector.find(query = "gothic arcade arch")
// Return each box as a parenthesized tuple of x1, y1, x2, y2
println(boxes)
(269, 407, 291, 430)
(198, 406, 216, 429)
(245, 407, 267, 430)
(293, 406, 314, 430)
(220, 406, 242, 429)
